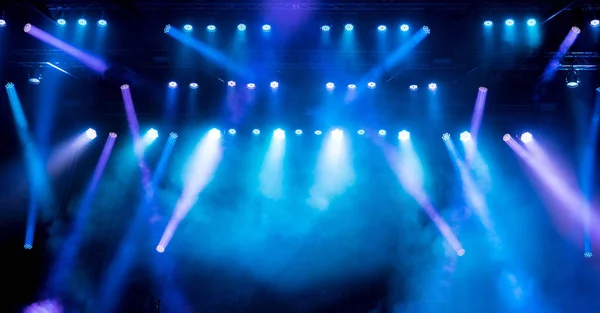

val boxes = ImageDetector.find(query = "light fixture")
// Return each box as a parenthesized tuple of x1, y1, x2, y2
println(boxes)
(483, 20, 493, 27)
(377, 25, 387, 32)
(183, 24, 193, 32)
(168, 81, 177, 89)
(78, 18, 87, 26)
(247, 83, 256, 90)
(526, 19, 536, 26)
(505, 19, 515, 26)
(428, 83, 437, 91)
(57, 18, 66, 26)
(409, 84, 418, 91)
(237, 24, 246, 31)
(566, 70, 580, 88)
(28, 68, 42, 85)
(189, 82, 199, 89)
(345, 24, 353, 31)
(228, 80, 236, 87)
(400, 24, 409, 31)
(321, 25, 330, 31)
(207, 25, 216, 32)
(262, 24, 271, 32)
(591, 19, 600, 27)
(367, 82, 376, 89)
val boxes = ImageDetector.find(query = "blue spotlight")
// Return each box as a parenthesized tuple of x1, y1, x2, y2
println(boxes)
(57, 18, 67, 26)
(442, 133, 450, 141)
(86, 128, 97, 140)
(503, 134, 511, 142)
(377, 25, 387, 32)
(357, 129, 365, 135)
(378, 129, 387, 136)
(398, 130, 410, 141)
(228, 128, 236, 135)
(78, 18, 87, 26)
(97, 19, 108, 27)
(147, 128, 159, 140)
(505, 19, 515, 26)
(274, 128, 285, 139)
(460, 131, 472, 142)
(252, 129, 260, 135)
(168, 81, 177, 89)
(527, 19, 536, 26)
(208, 128, 221, 139)
(207, 25, 216, 32)
(315, 130, 323, 135)
(591, 19, 600, 27)
(483, 20, 493, 27)
(584, 252, 593, 258)
(422, 26, 431, 34)
(170, 132, 178, 139)
(428, 83, 437, 91)
(295, 129, 303, 135)
(345, 23, 354, 31)
(321, 25, 331, 31)
(189, 82, 199, 89)
(183, 24, 193, 32)
(400, 24, 409, 31)
(237, 23, 246, 31)
(262, 24, 271, 32)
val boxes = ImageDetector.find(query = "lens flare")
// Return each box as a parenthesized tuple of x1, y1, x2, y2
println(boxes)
(86, 128, 97, 139)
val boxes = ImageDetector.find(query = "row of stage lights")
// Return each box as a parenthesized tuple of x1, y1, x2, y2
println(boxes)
(84, 127, 533, 144)
(483, 18, 599, 28)
(166, 81, 439, 92)
(0, 18, 108, 28)
(177, 23, 415, 33)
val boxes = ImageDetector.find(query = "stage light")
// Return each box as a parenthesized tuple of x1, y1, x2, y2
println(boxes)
(326, 82, 335, 90)
(228, 80, 236, 87)
(170, 132, 178, 139)
(28, 68, 42, 85)
(460, 131, 472, 142)
(97, 19, 108, 27)
(57, 18, 66, 26)
(156, 245, 165, 253)
(521, 132, 533, 143)
(400, 24, 409, 31)
(591, 19, 600, 27)
(270, 81, 279, 89)
(121, 84, 129, 90)
(0, 19, 5, 28)
(377, 25, 387, 32)
(572, 26, 581, 34)
(527, 19, 536, 26)
(357, 129, 365, 135)
(86, 128, 97, 139)
(422, 26, 430, 34)
(378, 129, 387, 136)
(367, 82, 376, 89)
(262, 24, 271, 32)
(237, 23, 246, 31)
(147, 128, 159, 140)
(332, 129, 343, 139)
(566, 70, 580, 88)
(428, 83, 437, 91)
(295, 129, 303, 135)
(457, 249, 465, 256)
(247, 83, 256, 90)
(228, 128, 236, 135)
(168, 81, 177, 89)
(321, 25, 330, 31)
(584, 252, 593, 258)
(109, 132, 118, 138)
(78, 18, 87, 26)
(24, 244, 32, 250)
(208, 128, 221, 139)
(183, 24, 193, 32)
(189, 82, 199, 89)
(28, 77, 41, 85)
(483, 20, 493, 27)
(442, 133, 450, 140)
(252, 129, 260, 135)
(315, 130, 323, 135)
(348, 84, 356, 90)
(273, 128, 285, 139)
(503, 134, 511, 142)
(409, 84, 418, 91)
(345, 24, 354, 31)
(207, 25, 216, 32)
(398, 130, 410, 141)
(479, 86, 488, 92)
(505, 19, 515, 26)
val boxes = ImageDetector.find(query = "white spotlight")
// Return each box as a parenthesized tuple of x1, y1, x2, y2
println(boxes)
(228, 80, 236, 87)
(252, 129, 260, 135)
(521, 132, 533, 143)
(409, 84, 418, 91)
(274, 128, 285, 139)
(326, 82, 335, 90)
(315, 130, 323, 135)
(168, 81, 177, 89)
(208, 128, 222, 139)
(270, 81, 279, 89)
(378, 129, 387, 136)
(262, 24, 271, 32)
(400, 24, 409, 32)
(206, 25, 216, 32)
(377, 25, 387, 32)
(189, 82, 199, 89)
(460, 131, 471, 142)
(228, 129, 237, 135)
(247, 83, 256, 90)
(147, 128, 159, 140)
(86, 128, 97, 139)
(367, 82, 376, 89)
(398, 130, 410, 141)
(428, 83, 437, 91)
(348, 84, 357, 90)
(357, 129, 365, 135)
(295, 129, 303, 135)
(442, 133, 450, 141)
(183, 24, 193, 32)
(503, 134, 511, 142)
(332, 129, 343, 139)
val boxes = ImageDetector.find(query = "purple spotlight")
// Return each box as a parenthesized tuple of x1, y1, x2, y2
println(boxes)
(24, 23, 31, 32)
(479, 86, 488, 92)
(457, 249, 465, 256)
(521, 132, 533, 143)
(503, 134, 511, 142)
(270, 81, 279, 89)
(121, 84, 129, 90)
(109, 132, 117, 138)
(409, 84, 418, 91)
(168, 81, 177, 89)
(86, 128, 97, 140)
(572, 26, 581, 34)
(326, 82, 335, 90)
(228, 80, 236, 87)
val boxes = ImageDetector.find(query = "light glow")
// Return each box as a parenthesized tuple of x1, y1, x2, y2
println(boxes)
(521, 132, 533, 143)
(86, 128, 97, 140)
(274, 128, 285, 139)
(398, 130, 410, 141)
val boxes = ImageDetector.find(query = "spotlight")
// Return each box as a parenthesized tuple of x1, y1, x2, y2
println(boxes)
(422, 26, 430, 34)
(270, 81, 279, 89)
(57, 18, 66, 26)
(0, 19, 5, 28)
(315, 130, 323, 135)
(326, 82, 335, 90)
(86, 128, 97, 139)
(97, 19, 108, 27)
(505, 19, 515, 26)
(170, 132, 178, 139)
(332, 129, 343, 139)
(78, 18, 87, 26)
(189, 82, 199, 89)
(206, 25, 216, 32)
(591, 19, 600, 27)
(164, 24, 171, 33)
(442, 133, 450, 140)
(252, 129, 260, 135)
(156, 245, 165, 253)
(409, 84, 418, 91)
(208, 128, 221, 139)
(566, 71, 580, 88)
(228, 128, 236, 135)
(237, 23, 246, 31)
(121, 84, 129, 90)
(398, 130, 410, 141)
(428, 83, 437, 91)
(400, 24, 410, 31)
(457, 249, 465, 256)
(321, 25, 330, 31)
(147, 128, 159, 140)
(262, 24, 271, 32)
(503, 134, 511, 142)
(345, 23, 354, 31)
(479, 86, 488, 92)
(460, 131, 472, 142)
(183, 24, 193, 32)
(526, 19, 536, 26)
(520, 132, 533, 143)
(247, 83, 256, 90)
(572, 26, 581, 34)
(273, 128, 285, 139)
(24, 244, 32, 250)
(295, 129, 303, 135)
(367, 82, 376, 89)
(483, 20, 493, 27)
(28, 68, 42, 85)
(228, 81, 236, 87)
(378, 129, 387, 136)
(168, 81, 177, 89)
(584, 252, 593, 258)
(348, 84, 357, 90)
(377, 25, 387, 32)
(357, 129, 365, 135)
(109, 132, 118, 138)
